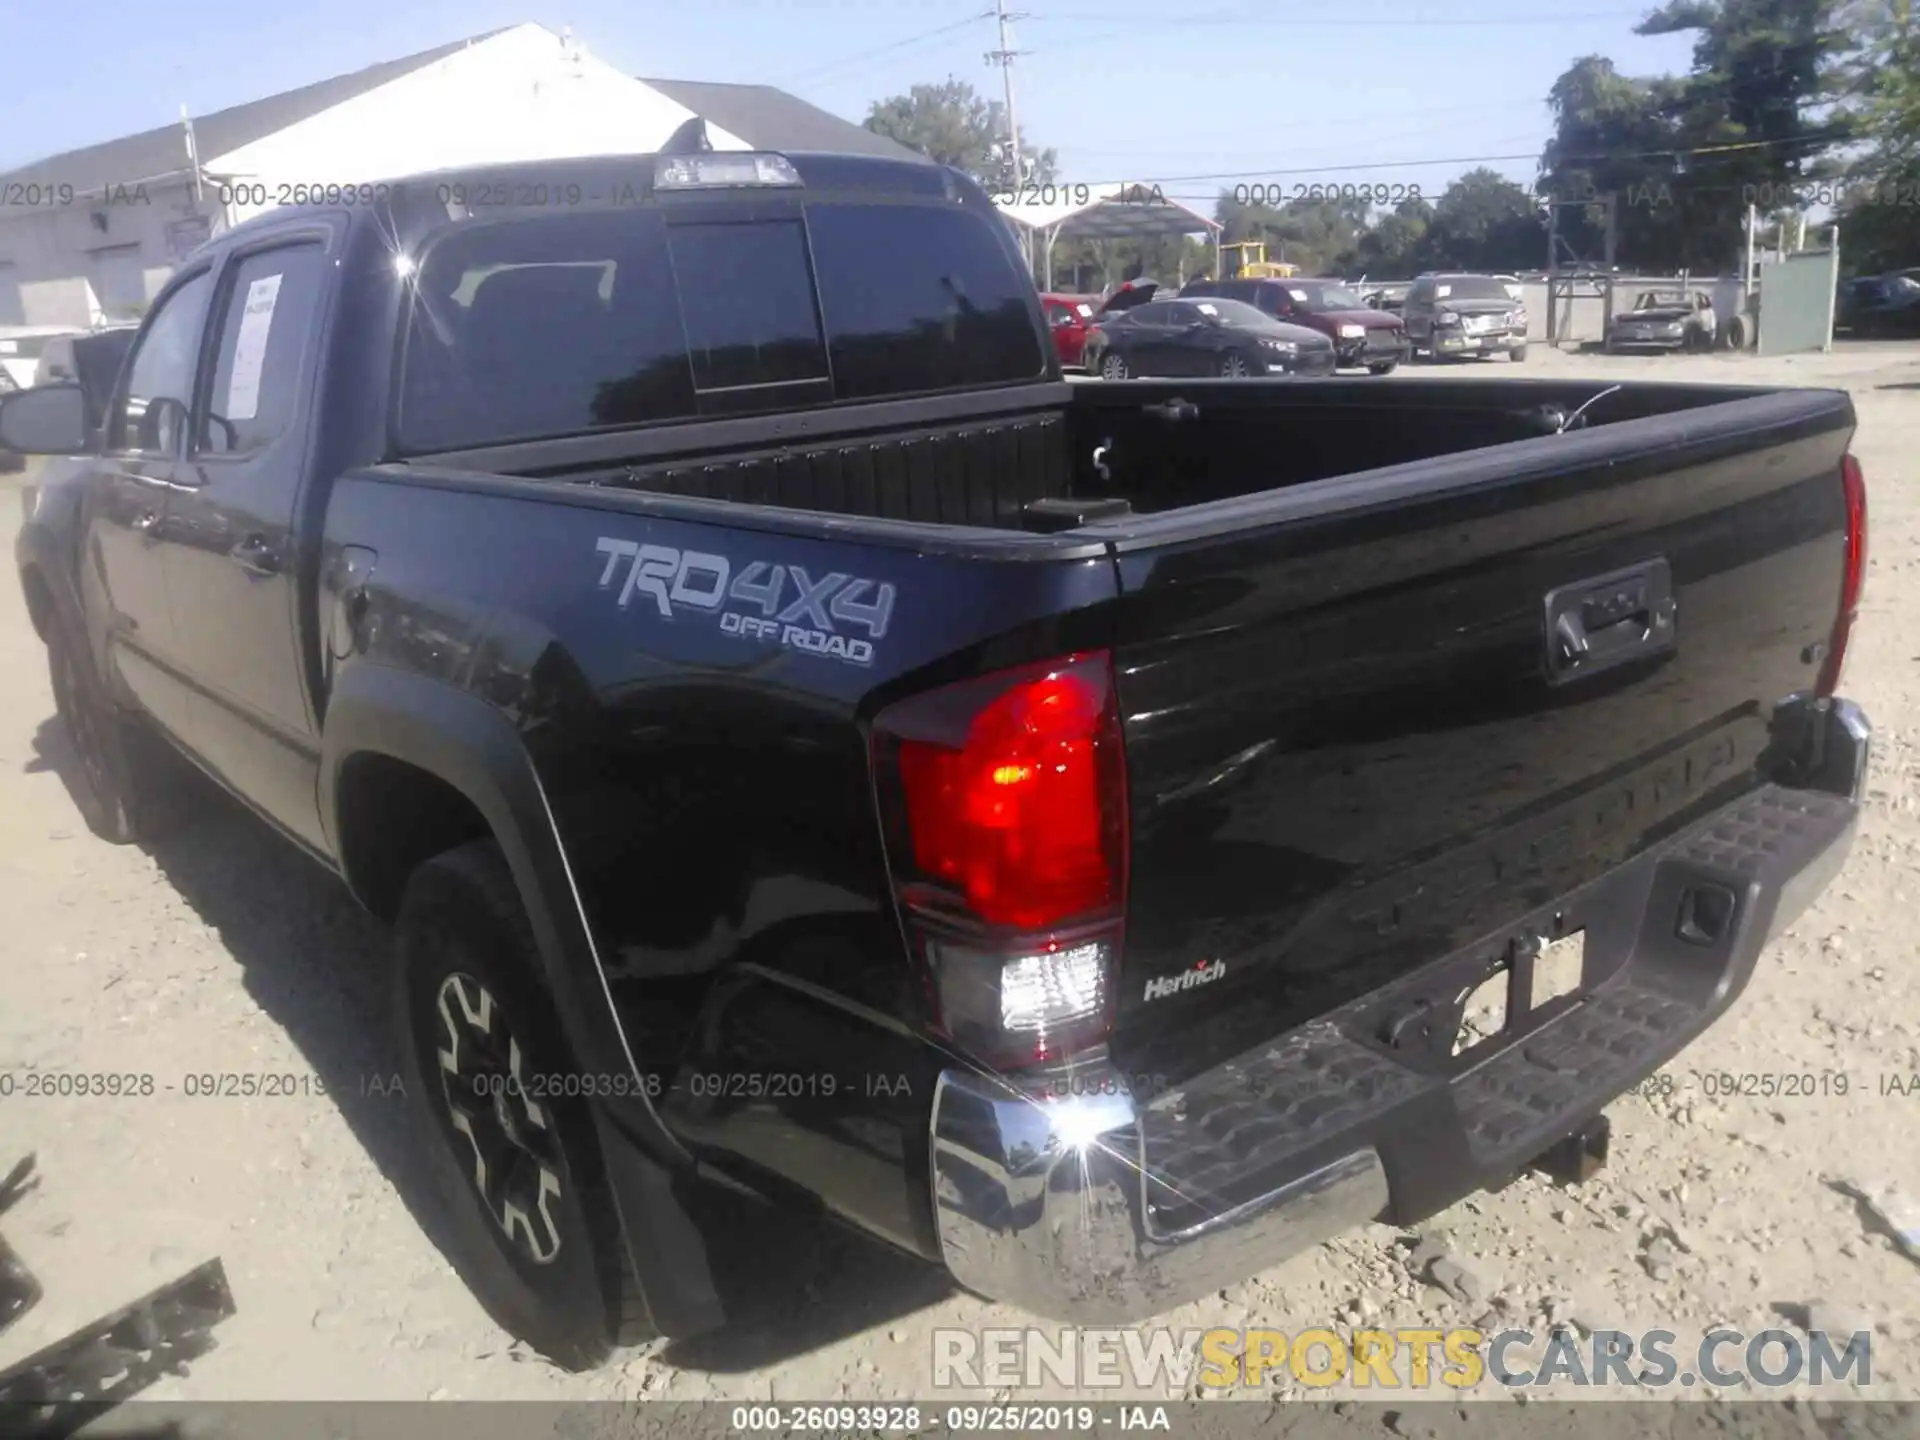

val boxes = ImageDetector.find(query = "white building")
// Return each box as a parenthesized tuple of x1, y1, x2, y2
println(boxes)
(0, 24, 921, 335)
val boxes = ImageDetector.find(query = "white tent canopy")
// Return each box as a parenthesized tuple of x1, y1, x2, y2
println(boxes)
(994, 181, 1222, 290)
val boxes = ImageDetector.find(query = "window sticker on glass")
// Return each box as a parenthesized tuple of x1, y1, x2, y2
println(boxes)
(1436, 285, 1453, 298)
(1289, 289, 1308, 301)
(1196, 303, 1218, 315)
(225, 274, 283, 421)
(1075, 302, 1093, 317)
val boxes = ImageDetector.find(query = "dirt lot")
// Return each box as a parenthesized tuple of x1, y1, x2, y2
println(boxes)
(2, 341, 1918, 1413)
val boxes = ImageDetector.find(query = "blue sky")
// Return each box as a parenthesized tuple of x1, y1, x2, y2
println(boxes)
(0, 2, 1697, 204)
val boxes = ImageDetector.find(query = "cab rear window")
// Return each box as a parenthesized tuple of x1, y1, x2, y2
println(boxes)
(397, 200, 1045, 453)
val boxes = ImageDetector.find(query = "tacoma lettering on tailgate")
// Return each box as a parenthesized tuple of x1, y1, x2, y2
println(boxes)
(594, 538, 897, 666)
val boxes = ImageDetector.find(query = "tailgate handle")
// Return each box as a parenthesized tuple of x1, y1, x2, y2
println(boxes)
(1544, 560, 1677, 683)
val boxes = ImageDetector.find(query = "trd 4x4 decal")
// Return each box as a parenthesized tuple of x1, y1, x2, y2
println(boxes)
(594, 537, 897, 666)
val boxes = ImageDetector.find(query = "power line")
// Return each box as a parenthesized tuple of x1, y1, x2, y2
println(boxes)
(1023, 6, 1652, 49)
(779, 11, 992, 85)
(1027, 6, 1649, 23)
(1063, 107, 1549, 158)
(1055, 128, 1855, 191)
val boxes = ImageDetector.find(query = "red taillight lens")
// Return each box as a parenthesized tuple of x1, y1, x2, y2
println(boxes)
(1817, 453, 1868, 697)
(871, 652, 1128, 1068)
(896, 665, 1118, 928)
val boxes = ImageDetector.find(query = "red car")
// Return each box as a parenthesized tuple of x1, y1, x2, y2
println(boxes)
(1040, 293, 1099, 369)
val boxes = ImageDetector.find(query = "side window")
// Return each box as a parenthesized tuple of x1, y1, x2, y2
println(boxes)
(665, 219, 827, 392)
(1408, 279, 1433, 305)
(807, 201, 1047, 400)
(1130, 303, 1168, 324)
(109, 270, 213, 456)
(200, 243, 329, 457)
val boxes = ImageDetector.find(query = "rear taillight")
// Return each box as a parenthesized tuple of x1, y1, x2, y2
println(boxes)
(1817, 453, 1868, 697)
(871, 651, 1128, 1071)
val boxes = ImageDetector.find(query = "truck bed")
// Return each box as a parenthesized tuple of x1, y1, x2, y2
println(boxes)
(424, 375, 1798, 534)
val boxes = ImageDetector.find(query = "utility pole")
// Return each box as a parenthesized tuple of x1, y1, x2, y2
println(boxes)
(986, 0, 1028, 196)
(985, 0, 1030, 271)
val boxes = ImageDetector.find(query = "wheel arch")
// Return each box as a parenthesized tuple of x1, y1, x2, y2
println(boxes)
(319, 660, 726, 1338)
(19, 561, 54, 644)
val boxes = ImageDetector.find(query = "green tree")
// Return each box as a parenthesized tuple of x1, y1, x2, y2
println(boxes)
(1419, 168, 1548, 271)
(1834, 0, 1920, 271)
(863, 80, 1058, 194)
(1538, 1, 1854, 272)
(1210, 193, 1373, 275)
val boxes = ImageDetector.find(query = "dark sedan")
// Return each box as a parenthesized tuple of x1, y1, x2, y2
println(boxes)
(1837, 273, 1920, 336)
(1081, 296, 1336, 379)
(1182, 277, 1410, 373)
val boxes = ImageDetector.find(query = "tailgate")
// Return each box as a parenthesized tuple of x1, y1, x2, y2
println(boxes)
(1099, 389, 1855, 1075)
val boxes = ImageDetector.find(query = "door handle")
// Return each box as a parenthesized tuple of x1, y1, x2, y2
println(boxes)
(228, 534, 281, 577)
(131, 510, 160, 534)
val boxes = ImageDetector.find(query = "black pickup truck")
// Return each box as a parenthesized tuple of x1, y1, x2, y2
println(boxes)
(5, 145, 1872, 1369)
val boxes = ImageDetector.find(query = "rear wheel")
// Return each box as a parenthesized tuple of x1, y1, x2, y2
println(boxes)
(1217, 351, 1251, 378)
(45, 614, 181, 844)
(393, 839, 653, 1370)
(1099, 351, 1131, 380)
(1366, 361, 1398, 376)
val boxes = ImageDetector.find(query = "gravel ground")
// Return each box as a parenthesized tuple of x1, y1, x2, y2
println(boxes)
(1, 341, 1917, 1415)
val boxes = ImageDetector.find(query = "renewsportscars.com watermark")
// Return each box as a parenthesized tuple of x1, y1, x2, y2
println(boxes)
(933, 1326, 1874, 1392)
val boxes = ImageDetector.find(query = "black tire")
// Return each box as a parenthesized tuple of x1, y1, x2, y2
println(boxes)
(392, 839, 653, 1370)
(1098, 351, 1130, 380)
(1509, 345, 1527, 362)
(1367, 361, 1398, 376)
(45, 613, 181, 844)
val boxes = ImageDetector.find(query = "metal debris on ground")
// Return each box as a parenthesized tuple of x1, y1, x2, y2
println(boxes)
(0, 1153, 237, 1440)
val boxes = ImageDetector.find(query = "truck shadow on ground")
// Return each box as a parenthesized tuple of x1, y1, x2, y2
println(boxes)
(25, 714, 951, 1376)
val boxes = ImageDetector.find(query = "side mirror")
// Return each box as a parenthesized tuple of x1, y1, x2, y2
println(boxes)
(0, 385, 90, 456)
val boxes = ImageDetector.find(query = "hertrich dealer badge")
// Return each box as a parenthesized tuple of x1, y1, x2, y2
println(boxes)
(594, 537, 897, 665)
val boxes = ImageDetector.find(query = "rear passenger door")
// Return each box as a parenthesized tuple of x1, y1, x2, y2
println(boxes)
(1157, 301, 1213, 374)
(1117, 302, 1177, 373)
(160, 233, 334, 851)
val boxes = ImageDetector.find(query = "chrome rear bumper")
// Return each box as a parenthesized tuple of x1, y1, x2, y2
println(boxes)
(928, 701, 1869, 1323)
(930, 1068, 1387, 1322)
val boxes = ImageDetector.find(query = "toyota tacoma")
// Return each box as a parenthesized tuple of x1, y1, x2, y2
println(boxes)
(6, 142, 1872, 1368)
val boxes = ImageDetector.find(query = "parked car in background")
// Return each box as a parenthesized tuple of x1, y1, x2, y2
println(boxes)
(1605, 289, 1718, 353)
(0, 327, 103, 392)
(1361, 282, 1411, 315)
(1836, 273, 1920, 337)
(1039, 293, 1099, 370)
(1094, 277, 1164, 316)
(1081, 296, 1336, 378)
(1401, 273, 1529, 361)
(1181, 277, 1408, 374)
(35, 326, 140, 434)
(0, 363, 18, 473)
